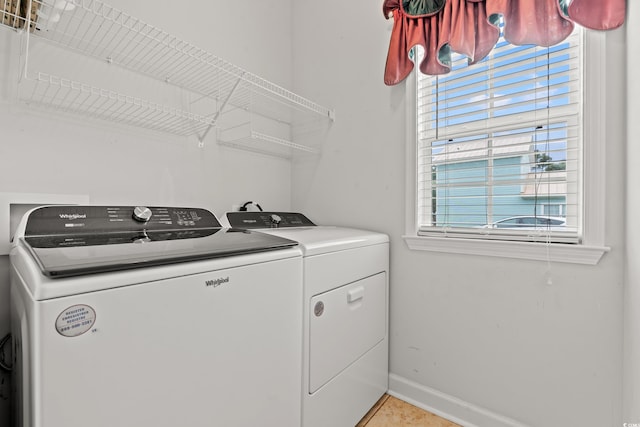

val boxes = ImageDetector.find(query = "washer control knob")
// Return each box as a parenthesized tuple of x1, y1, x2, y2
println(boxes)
(132, 206, 152, 223)
(270, 214, 282, 227)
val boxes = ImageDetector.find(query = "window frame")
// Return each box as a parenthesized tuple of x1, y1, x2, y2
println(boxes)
(403, 30, 610, 265)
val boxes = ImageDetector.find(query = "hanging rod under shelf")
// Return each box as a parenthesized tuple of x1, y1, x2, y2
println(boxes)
(217, 129, 319, 159)
(20, 71, 213, 136)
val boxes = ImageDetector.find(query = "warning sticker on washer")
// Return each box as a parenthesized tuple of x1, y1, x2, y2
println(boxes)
(55, 305, 96, 337)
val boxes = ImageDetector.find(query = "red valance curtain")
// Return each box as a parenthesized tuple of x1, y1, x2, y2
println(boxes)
(383, 0, 626, 85)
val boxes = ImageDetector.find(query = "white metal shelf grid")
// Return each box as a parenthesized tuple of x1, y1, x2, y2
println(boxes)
(23, 72, 213, 135)
(218, 132, 318, 160)
(218, 129, 318, 159)
(28, 0, 334, 125)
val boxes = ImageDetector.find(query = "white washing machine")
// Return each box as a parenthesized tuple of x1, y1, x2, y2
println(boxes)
(224, 211, 389, 427)
(10, 205, 304, 427)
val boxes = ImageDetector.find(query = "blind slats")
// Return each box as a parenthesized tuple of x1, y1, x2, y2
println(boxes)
(429, 53, 579, 97)
(433, 41, 579, 87)
(419, 107, 580, 141)
(419, 72, 580, 113)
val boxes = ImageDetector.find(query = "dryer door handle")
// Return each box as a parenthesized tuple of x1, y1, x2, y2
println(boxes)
(347, 286, 364, 303)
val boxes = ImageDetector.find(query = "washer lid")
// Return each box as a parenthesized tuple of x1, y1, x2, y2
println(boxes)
(21, 228, 297, 278)
(18, 206, 299, 278)
(22, 228, 298, 278)
(259, 226, 388, 256)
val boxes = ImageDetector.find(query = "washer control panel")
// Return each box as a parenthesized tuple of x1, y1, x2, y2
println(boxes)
(24, 205, 221, 236)
(226, 212, 316, 229)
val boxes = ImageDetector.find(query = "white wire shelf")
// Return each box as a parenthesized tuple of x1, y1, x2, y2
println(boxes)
(2, 0, 333, 155)
(29, 0, 332, 125)
(217, 124, 318, 159)
(21, 71, 213, 135)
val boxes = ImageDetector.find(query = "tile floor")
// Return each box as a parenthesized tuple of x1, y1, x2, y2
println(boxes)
(356, 394, 461, 427)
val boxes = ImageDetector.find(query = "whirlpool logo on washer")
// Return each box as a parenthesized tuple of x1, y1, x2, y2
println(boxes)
(58, 213, 87, 220)
(205, 277, 230, 288)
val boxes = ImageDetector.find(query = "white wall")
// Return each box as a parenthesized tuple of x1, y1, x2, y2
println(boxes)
(0, 0, 293, 424)
(291, 1, 626, 426)
(625, 0, 640, 423)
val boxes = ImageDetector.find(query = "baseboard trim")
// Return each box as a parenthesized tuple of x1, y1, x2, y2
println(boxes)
(388, 374, 530, 427)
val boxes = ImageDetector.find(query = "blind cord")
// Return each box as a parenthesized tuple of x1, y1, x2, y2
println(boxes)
(545, 45, 553, 286)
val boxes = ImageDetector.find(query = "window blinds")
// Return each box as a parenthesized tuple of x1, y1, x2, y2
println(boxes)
(416, 28, 582, 243)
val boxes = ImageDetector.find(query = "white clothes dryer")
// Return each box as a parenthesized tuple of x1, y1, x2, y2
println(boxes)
(224, 211, 389, 427)
(10, 205, 304, 427)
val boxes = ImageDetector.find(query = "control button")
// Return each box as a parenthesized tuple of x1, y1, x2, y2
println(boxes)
(132, 206, 152, 222)
(270, 214, 282, 227)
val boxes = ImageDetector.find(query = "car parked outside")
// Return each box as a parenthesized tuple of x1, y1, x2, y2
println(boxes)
(484, 216, 566, 229)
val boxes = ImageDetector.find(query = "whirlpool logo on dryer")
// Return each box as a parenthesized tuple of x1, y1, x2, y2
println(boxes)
(205, 277, 230, 288)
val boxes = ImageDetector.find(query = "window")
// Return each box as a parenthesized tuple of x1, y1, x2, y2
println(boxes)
(404, 29, 610, 264)
(416, 27, 581, 243)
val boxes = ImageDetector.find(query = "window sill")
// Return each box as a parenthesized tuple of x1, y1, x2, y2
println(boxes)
(402, 235, 609, 265)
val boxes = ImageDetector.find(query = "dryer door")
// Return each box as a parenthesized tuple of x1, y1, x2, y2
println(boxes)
(308, 272, 386, 393)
